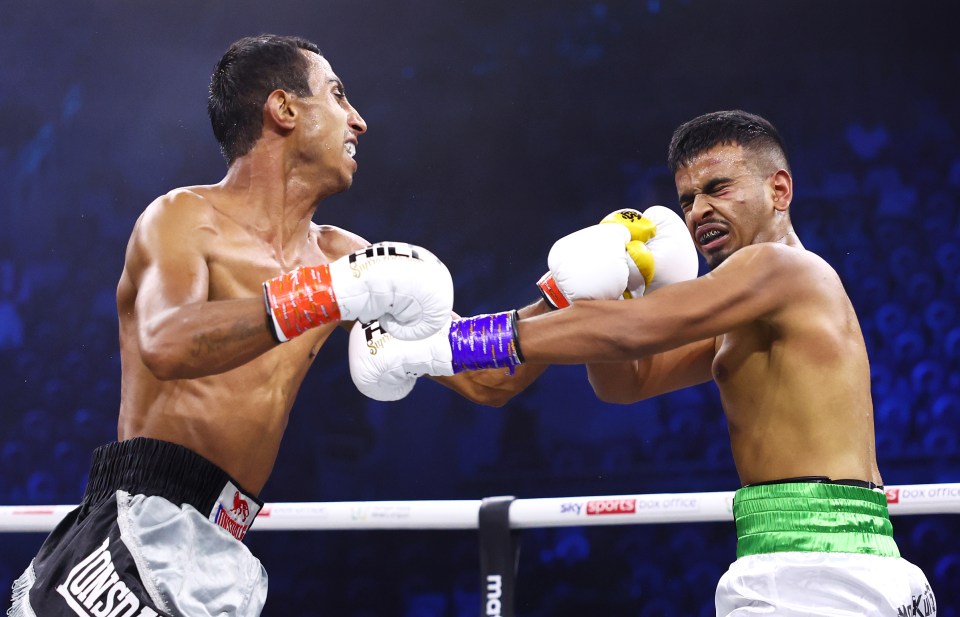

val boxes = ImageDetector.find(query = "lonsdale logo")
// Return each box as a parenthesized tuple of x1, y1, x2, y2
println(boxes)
(56, 538, 159, 617)
(210, 483, 260, 541)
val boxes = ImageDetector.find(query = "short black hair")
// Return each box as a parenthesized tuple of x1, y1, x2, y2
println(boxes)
(667, 110, 790, 175)
(207, 34, 322, 165)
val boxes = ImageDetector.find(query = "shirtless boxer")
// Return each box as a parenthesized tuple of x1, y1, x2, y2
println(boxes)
(9, 34, 460, 617)
(351, 110, 936, 615)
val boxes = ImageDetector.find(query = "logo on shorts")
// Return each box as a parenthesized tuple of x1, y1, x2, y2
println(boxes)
(210, 482, 261, 541)
(56, 538, 159, 617)
(897, 583, 936, 616)
(231, 491, 250, 520)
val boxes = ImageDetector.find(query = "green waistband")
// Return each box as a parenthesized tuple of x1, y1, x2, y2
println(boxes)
(733, 482, 899, 558)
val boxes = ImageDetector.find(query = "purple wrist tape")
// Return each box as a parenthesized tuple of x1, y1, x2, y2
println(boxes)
(449, 311, 524, 374)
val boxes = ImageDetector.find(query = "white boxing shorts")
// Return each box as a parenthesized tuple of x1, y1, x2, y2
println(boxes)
(715, 482, 936, 616)
(9, 438, 268, 617)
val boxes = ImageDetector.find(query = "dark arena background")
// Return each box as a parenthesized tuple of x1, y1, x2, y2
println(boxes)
(1, 2, 958, 615)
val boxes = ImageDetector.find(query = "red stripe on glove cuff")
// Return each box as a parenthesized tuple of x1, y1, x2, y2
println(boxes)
(536, 272, 570, 310)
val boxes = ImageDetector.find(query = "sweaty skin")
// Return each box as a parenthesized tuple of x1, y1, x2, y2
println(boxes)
(518, 144, 881, 486)
(116, 53, 368, 495)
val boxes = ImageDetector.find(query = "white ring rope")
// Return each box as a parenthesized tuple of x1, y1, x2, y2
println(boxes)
(1, 483, 958, 533)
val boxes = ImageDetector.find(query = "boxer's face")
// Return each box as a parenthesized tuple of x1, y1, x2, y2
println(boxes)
(293, 53, 367, 191)
(675, 143, 776, 269)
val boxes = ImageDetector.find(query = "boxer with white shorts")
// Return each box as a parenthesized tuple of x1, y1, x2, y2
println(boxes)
(353, 110, 937, 615)
(716, 480, 935, 616)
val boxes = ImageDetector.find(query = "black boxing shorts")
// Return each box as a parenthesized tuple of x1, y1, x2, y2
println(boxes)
(10, 438, 268, 617)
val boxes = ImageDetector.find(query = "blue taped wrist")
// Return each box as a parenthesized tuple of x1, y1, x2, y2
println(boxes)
(449, 311, 524, 374)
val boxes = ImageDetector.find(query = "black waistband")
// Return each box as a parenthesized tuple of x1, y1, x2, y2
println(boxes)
(744, 475, 883, 490)
(81, 438, 262, 517)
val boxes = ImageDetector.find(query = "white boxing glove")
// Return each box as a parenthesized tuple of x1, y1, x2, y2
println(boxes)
(537, 209, 656, 308)
(349, 320, 454, 402)
(264, 242, 454, 342)
(629, 205, 700, 295)
(350, 310, 526, 401)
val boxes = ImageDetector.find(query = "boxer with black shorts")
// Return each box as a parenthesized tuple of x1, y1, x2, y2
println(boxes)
(10, 34, 463, 617)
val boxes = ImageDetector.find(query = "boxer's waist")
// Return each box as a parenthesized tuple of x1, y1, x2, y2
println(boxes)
(82, 437, 262, 541)
(733, 482, 899, 559)
(743, 475, 882, 490)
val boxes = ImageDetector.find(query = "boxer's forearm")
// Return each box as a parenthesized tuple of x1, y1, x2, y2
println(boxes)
(137, 298, 278, 379)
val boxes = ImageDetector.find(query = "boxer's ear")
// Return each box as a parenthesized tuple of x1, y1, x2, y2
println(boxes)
(264, 89, 297, 131)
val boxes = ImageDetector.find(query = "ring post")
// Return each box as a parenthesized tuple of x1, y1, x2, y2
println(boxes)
(478, 496, 518, 617)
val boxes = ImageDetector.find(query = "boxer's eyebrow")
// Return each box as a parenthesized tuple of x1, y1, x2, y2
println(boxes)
(329, 79, 346, 98)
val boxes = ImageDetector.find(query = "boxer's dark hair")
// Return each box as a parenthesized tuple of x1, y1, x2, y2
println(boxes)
(667, 110, 790, 175)
(208, 34, 321, 165)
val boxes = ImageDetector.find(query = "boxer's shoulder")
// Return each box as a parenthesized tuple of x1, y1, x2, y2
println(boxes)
(136, 186, 217, 232)
(313, 223, 368, 261)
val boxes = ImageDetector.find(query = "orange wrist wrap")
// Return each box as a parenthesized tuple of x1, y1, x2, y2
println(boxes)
(264, 265, 341, 341)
